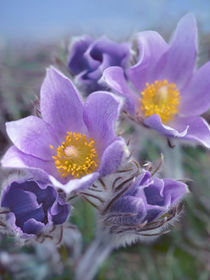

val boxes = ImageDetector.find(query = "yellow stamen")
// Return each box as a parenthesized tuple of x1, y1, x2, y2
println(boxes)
(140, 80, 180, 124)
(50, 132, 98, 179)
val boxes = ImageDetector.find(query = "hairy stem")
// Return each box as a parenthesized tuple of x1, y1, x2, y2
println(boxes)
(75, 234, 113, 280)
(161, 140, 183, 179)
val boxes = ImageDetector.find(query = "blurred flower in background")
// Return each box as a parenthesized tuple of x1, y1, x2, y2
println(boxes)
(68, 36, 130, 94)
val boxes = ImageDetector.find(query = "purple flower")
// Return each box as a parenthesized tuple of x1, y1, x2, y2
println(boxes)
(1, 178, 70, 237)
(2, 67, 125, 193)
(103, 14, 210, 148)
(68, 36, 130, 94)
(103, 170, 188, 245)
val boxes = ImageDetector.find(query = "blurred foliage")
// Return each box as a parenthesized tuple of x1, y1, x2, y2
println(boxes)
(0, 35, 210, 280)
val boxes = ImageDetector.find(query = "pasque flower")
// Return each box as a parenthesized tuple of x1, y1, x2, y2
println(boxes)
(103, 170, 188, 246)
(103, 14, 210, 148)
(2, 67, 125, 193)
(68, 36, 130, 93)
(1, 178, 70, 237)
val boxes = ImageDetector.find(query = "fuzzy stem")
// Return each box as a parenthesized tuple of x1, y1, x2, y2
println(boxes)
(75, 234, 113, 280)
(161, 140, 183, 179)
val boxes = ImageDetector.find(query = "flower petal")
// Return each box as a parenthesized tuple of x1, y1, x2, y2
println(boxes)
(145, 208, 163, 223)
(98, 139, 125, 177)
(180, 62, 210, 116)
(1, 146, 56, 180)
(128, 31, 168, 92)
(85, 36, 129, 73)
(25, 183, 57, 212)
(40, 67, 86, 139)
(163, 179, 188, 205)
(2, 146, 95, 184)
(102, 66, 138, 115)
(49, 172, 100, 194)
(173, 116, 210, 148)
(154, 14, 197, 88)
(144, 178, 165, 207)
(6, 116, 58, 160)
(49, 199, 70, 225)
(110, 196, 147, 224)
(1, 187, 40, 216)
(68, 35, 93, 75)
(144, 114, 189, 138)
(23, 218, 45, 235)
(83, 91, 122, 153)
(127, 171, 151, 196)
(2, 185, 45, 230)
(90, 37, 129, 62)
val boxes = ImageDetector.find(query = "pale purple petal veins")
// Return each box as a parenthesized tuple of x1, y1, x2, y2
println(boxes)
(128, 31, 168, 92)
(1, 146, 57, 180)
(179, 62, 210, 116)
(173, 116, 210, 148)
(6, 116, 58, 160)
(154, 13, 197, 88)
(40, 67, 86, 139)
(144, 114, 189, 138)
(102, 66, 138, 115)
(1, 146, 29, 168)
(98, 139, 125, 177)
(83, 91, 122, 153)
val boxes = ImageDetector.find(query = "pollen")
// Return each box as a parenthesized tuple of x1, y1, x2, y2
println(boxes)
(50, 132, 98, 179)
(140, 80, 180, 124)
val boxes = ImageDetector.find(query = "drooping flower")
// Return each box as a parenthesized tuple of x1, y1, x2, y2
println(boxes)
(102, 170, 188, 247)
(103, 14, 210, 148)
(1, 178, 70, 237)
(68, 36, 130, 94)
(2, 67, 125, 193)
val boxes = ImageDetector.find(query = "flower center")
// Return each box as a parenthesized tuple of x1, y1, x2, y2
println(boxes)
(50, 132, 98, 179)
(140, 80, 180, 124)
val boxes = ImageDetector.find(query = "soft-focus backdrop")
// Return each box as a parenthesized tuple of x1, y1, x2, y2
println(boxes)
(1, 0, 210, 41)
(1, 1, 210, 279)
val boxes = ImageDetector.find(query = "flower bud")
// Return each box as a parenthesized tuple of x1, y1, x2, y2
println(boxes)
(102, 170, 188, 247)
(1, 178, 70, 238)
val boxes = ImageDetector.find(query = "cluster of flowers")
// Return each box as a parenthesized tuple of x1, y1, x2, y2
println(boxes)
(0, 14, 210, 247)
